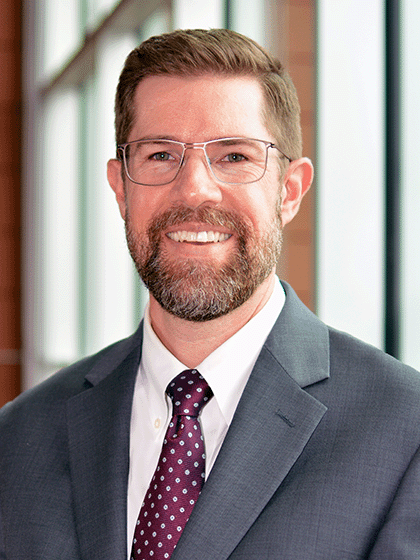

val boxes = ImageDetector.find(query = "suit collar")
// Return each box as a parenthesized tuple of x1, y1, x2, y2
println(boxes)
(84, 324, 143, 387)
(265, 280, 330, 388)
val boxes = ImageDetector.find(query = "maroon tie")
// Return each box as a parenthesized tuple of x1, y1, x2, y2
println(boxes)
(131, 369, 213, 560)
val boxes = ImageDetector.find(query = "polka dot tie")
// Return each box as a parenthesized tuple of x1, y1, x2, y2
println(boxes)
(131, 369, 213, 560)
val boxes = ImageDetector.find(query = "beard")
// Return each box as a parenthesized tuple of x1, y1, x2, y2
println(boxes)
(125, 202, 283, 322)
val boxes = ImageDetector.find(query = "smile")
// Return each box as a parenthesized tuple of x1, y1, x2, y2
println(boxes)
(166, 231, 232, 243)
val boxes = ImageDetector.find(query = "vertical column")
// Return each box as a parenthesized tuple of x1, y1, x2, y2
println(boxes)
(400, 0, 420, 370)
(385, 0, 401, 358)
(316, 0, 385, 348)
(83, 32, 138, 356)
(41, 0, 82, 79)
(0, 0, 22, 405)
(41, 89, 80, 366)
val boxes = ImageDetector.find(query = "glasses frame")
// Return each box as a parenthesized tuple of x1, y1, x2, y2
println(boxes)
(117, 137, 292, 186)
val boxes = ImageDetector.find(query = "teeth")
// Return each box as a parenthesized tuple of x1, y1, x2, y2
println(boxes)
(167, 231, 231, 243)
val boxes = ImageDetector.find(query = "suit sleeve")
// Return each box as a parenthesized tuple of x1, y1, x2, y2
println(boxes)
(368, 444, 420, 558)
(0, 502, 6, 560)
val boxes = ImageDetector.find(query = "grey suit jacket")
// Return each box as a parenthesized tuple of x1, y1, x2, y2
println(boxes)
(1, 282, 420, 559)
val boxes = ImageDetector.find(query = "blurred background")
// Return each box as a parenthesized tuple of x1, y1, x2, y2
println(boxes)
(1, 0, 419, 405)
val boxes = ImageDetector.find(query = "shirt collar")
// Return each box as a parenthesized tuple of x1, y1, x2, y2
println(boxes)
(197, 277, 285, 424)
(141, 277, 285, 424)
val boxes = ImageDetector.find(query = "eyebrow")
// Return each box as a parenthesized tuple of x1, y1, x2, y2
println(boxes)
(127, 136, 257, 145)
(130, 135, 183, 143)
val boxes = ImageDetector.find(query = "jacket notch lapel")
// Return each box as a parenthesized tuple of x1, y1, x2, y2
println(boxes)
(172, 347, 328, 560)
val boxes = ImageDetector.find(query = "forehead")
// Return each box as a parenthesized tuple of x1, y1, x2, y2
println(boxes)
(130, 74, 272, 143)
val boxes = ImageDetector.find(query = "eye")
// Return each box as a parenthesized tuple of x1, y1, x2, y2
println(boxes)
(223, 152, 247, 163)
(150, 151, 174, 161)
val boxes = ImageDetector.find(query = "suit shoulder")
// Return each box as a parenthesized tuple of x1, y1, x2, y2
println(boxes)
(327, 326, 420, 407)
(0, 327, 142, 425)
(328, 325, 419, 374)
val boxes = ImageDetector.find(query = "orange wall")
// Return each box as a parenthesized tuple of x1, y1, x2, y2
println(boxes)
(278, 0, 316, 311)
(0, 0, 21, 406)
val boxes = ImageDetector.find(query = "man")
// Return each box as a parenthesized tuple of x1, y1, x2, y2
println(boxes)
(1, 28, 420, 560)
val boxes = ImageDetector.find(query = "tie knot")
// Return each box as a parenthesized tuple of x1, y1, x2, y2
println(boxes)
(167, 369, 213, 417)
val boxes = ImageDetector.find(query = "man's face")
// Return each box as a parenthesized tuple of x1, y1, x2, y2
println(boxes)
(109, 74, 287, 321)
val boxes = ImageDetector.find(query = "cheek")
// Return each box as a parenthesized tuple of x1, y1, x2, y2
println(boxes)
(240, 185, 281, 233)
(124, 188, 163, 227)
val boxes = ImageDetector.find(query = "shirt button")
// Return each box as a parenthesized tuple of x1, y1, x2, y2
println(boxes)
(154, 418, 161, 429)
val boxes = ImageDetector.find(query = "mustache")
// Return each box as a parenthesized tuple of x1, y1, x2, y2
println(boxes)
(147, 205, 250, 241)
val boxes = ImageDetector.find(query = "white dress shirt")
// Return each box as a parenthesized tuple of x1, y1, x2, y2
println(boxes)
(127, 277, 285, 556)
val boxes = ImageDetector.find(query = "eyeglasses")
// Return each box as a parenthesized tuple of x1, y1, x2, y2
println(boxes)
(117, 137, 291, 186)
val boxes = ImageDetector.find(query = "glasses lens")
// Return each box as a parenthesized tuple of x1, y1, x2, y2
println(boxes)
(205, 139, 268, 184)
(124, 140, 183, 185)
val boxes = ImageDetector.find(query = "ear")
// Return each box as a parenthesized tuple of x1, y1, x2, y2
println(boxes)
(107, 158, 127, 220)
(280, 157, 313, 226)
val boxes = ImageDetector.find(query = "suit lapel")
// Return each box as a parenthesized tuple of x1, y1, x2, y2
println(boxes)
(67, 328, 142, 560)
(172, 282, 330, 560)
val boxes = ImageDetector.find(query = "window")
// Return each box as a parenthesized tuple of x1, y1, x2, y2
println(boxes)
(23, 1, 173, 386)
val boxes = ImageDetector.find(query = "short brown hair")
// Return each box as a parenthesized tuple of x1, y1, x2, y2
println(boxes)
(115, 28, 302, 160)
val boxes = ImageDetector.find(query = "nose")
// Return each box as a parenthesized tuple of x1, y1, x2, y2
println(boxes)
(168, 147, 223, 208)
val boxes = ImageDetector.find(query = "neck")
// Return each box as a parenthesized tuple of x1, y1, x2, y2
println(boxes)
(148, 272, 276, 368)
